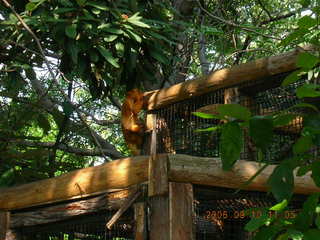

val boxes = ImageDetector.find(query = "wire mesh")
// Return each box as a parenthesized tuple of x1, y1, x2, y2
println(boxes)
(194, 186, 306, 240)
(16, 210, 135, 240)
(149, 73, 308, 163)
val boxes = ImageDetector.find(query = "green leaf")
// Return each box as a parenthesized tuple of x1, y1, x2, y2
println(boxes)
(103, 35, 118, 42)
(65, 24, 77, 39)
(296, 84, 320, 99)
(297, 165, 311, 176)
(311, 162, 320, 187)
(280, 29, 309, 46)
(251, 225, 281, 240)
(298, 16, 318, 29)
(267, 163, 294, 202)
(125, 29, 142, 43)
(273, 113, 297, 127)
(290, 103, 319, 113)
(98, 25, 124, 34)
(67, 41, 79, 64)
(192, 112, 222, 119)
(195, 126, 220, 132)
(294, 193, 320, 231)
(282, 70, 301, 86)
(26, 2, 37, 11)
(297, 52, 319, 70)
(249, 116, 273, 151)
(304, 229, 320, 240)
(217, 104, 251, 121)
(127, 12, 150, 28)
(316, 215, 320, 229)
(149, 49, 169, 64)
(269, 199, 288, 211)
(293, 136, 313, 154)
(220, 122, 243, 170)
(286, 229, 303, 240)
(62, 101, 73, 117)
(96, 46, 120, 68)
(245, 209, 269, 232)
(86, 1, 109, 10)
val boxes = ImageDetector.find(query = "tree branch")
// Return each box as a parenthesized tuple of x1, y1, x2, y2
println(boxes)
(196, 0, 282, 40)
(1, 138, 120, 157)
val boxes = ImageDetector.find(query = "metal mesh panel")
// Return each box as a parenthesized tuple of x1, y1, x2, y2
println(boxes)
(194, 186, 305, 240)
(16, 210, 135, 240)
(150, 74, 308, 163)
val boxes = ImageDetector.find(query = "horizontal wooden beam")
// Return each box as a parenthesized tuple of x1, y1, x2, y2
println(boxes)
(144, 45, 316, 111)
(168, 154, 319, 195)
(0, 156, 149, 210)
(1, 154, 318, 211)
(10, 188, 137, 228)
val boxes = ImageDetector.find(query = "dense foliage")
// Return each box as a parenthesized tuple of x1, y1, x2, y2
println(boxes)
(0, 0, 320, 238)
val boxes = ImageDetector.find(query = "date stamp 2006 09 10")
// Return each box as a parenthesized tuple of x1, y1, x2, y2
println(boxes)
(204, 209, 297, 221)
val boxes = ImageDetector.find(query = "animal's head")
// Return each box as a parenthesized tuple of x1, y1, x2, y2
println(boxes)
(125, 88, 144, 113)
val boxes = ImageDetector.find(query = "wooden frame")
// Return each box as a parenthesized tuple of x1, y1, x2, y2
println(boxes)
(1, 154, 318, 211)
(143, 45, 316, 111)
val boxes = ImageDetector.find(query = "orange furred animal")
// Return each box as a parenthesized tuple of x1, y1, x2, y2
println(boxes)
(121, 89, 145, 155)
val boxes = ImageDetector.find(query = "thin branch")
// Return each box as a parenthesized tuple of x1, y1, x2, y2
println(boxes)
(256, 0, 272, 19)
(2, 0, 122, 160)
(2, 138, 119, 157)
(196, 0, 282, 40)
(227, 48, 272, 61)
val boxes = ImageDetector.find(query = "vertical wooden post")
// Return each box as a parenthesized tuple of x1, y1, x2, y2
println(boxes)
(134, 202, 147, 240)
(147, 113, 170, 239)
(169, 183, 194, 240)
(0, 211, 9, 240)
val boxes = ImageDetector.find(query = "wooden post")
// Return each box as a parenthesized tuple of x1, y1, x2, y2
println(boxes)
(169, 183, 194, 240)
(0, 211, 9, 240)
(134, 202, 147, 240)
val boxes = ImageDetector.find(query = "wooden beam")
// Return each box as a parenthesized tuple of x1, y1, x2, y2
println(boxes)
(10, 188, 136, 228)
(169, 183, 194, 240)
(0, 211, 9, 240)
(144, 45, 316, 111)
(168, 154, 320, 195)
(0, 156, 149, 210)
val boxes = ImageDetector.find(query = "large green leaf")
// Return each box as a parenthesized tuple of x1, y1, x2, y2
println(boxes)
(97, 46, 120, 68)
(293, 136, 313, 154)
(267, 162, 294, 202)
(311, 161, 320, 187)
(297, 52, 319, 70)
(245, 209, 269, 232)
(296, 84, 320, 99)
(249, 116, 273, 151)
(294, 193, 320, 231)
(217, 104, 251, 121)
(220, 122, 243, 170)
(65, 24, 77, 39)
(304, 229, 320, 240)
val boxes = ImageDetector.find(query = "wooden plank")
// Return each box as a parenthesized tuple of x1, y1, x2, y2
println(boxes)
(10, 188, 136, 228)
(106, 189, 141, 229)
(134, 202, 147, 240)
(169, 183, 194, 240)
(149, 196, 169, 240)
(0, 211, 9, 240)
(148, 154, 169, 197)
(144, 45, 316, 110)
(168, 154, 320, 195)
(0, 156, 149, 210)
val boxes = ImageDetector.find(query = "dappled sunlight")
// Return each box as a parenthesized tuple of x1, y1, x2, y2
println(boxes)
(0, 156, 149, 210)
